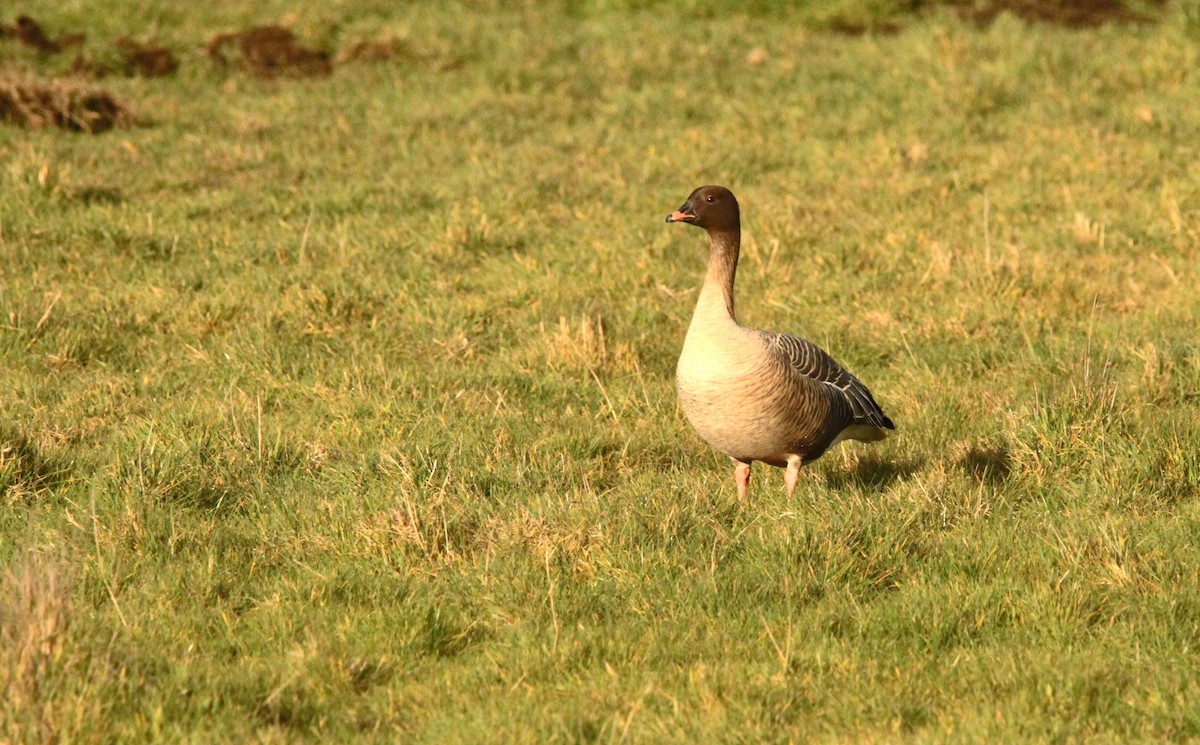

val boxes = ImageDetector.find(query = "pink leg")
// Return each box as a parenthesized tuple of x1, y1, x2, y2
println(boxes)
(785, 455, 803, 499)
(733, 460, 751, 501)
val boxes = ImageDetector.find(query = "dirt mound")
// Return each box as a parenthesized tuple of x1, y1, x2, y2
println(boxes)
(0, 16, 177, 79)
(69, 41, 178, 79)
(957, 0, 1167, 28)
(0, 15, 85, 54)
(116, 38, 178, 77)
(0, 78, 131, 133)
(205, 25, 331, 78)
(823, 0, 1168, 33)
(2, 18, 396, 83)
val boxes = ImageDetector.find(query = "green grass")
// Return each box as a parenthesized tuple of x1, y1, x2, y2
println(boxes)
(3, 0, 1200, 742)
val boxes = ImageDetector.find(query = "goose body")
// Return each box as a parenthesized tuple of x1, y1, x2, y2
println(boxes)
(666, 185, 894, 499)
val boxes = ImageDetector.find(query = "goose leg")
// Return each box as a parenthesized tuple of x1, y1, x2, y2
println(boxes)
(733, 459, 751, 501)
(784, 455, 803, 499)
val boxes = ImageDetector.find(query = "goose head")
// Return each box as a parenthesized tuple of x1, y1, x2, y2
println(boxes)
(665, 185, 740, 232)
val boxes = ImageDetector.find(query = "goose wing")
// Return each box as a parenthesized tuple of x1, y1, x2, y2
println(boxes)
(764, 332, 895, 430)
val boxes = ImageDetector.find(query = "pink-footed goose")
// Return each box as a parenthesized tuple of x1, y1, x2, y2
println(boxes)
(666, 185, 894, 500)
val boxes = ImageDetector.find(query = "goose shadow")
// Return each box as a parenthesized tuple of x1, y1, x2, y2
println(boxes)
(821, 453, 923, 490)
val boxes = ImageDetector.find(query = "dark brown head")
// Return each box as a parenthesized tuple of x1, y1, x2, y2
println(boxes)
(665, 185, 740, 232)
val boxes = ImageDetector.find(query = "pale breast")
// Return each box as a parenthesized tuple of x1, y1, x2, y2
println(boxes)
(676, 325, 828, 464)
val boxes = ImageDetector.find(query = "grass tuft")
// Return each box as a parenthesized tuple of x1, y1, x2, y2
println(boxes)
(0, 553, 105, 744)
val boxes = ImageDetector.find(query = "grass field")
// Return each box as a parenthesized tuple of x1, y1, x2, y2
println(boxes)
(2, 0, 1200, 741)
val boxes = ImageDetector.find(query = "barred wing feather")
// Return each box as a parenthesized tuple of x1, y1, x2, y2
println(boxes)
(765, 332, 895, 431)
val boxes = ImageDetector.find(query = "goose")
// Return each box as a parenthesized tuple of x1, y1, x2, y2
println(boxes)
(665, 185, 894, 500)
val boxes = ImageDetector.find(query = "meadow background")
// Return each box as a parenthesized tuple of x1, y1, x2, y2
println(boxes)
(2, 0, 1199, 741)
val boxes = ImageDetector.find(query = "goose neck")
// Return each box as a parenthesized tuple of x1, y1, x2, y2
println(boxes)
(700, 228, 740, 322)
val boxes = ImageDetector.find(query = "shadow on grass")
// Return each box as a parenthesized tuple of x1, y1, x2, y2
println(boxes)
(1, 424, 74, 501)
(822, 453, 922, 490)
(958, 445, 1013, 485)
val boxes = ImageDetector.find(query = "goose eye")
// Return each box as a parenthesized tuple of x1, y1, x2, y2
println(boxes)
(705, 195, 715, 203)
